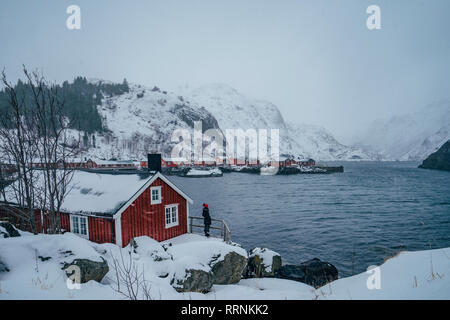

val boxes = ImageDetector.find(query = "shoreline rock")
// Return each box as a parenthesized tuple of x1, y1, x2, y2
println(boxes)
(211, 251, 247, 285)
(419, 140, 450, 171)
(172, 269, 214, 293)
(245, 247, 282, 278)
(275, 258, 338, 288)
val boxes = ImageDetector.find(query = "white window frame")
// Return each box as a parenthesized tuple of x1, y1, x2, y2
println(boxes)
(70, 215, 89, 239)
(150, 186, 162, 205)
(164, 204, 179, 229)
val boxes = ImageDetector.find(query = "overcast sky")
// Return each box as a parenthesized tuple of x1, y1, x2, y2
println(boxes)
(1, 0, 449, 142)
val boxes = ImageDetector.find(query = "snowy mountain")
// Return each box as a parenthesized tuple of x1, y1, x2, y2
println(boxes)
(77, 81, 373, 161)
(286, 122, 375, 161)
(78, 83, 221, 160)
(353, 100, 450, 161)
(187, 83, 374, 161)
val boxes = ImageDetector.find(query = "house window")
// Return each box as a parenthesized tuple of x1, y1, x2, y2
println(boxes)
(150, 186, 162, 204)
(165, 204, 179, 228)
(71, 215, 88, 238)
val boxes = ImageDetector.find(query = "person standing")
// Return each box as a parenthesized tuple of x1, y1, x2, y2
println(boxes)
(202, 203, 211, 237)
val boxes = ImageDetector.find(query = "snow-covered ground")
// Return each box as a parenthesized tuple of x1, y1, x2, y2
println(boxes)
(1, 228, 449, 300)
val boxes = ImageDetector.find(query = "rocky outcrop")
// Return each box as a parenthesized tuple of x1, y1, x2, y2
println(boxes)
(169, 103, 221, 132)
(246, 247, 282, 278)
(419, 140, 450, 171)
(0, 222, 21, 238)
(62, 257, 109, 284)
(171, 269, 214, 293)
(211, 251, 247, 285)
(275, 258, 338, 288)
(0, 258, 9, 273)
(274, 265, 306, 282)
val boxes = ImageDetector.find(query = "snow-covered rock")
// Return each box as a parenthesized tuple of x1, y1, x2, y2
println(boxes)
(62, 258, 109, 284)
(0, 222, 21, 238)
(165, 234, 247, 288)
(247, 247, 282, 278)
(1, 231, 449, 299)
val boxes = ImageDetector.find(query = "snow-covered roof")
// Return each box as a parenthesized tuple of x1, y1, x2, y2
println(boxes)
(2, 171, 193, 217)
(63, 172, 153, 215)
(91, 159, 135, 165)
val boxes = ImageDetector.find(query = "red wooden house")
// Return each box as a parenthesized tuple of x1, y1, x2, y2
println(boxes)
(0, 171, 193, 247)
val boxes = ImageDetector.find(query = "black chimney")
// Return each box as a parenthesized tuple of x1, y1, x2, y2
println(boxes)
(148, 153, 162, 172)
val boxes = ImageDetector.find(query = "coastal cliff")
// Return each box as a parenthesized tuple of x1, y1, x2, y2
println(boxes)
(419, 140, 450, 171)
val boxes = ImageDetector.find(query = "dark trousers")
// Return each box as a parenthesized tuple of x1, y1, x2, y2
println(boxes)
(204, 223, 210, 234)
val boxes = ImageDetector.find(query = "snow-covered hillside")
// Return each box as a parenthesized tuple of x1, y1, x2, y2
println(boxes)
(187, 84, 374, 161)
(287, 122, 375, 161)
(354, 100, 450, 161)
(79, 82, 221, 160)
(75, 81, 374, 161)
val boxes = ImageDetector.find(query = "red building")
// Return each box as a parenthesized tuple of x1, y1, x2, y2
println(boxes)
(0, 171, 193, 247)
(299, 159, 316, 167)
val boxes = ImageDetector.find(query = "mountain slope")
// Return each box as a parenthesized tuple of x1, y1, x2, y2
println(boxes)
(354, 100, 450, 161)
(79, 83, 220, 160)
(419, 139, 450, 171)
(287, 122, 375, 161)
(188, 83, 374, 161)
(71, 81, 373, 161)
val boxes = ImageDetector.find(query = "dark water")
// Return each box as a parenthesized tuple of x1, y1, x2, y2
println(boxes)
(171, 162, 450, 277)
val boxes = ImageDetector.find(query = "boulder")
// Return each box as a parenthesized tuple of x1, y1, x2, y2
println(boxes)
(171, 269, 214, 293)
(299, 258, 338, 288)
(62, 257, 109, 284)
(246, 247, 282, 278)
(419, 140, 450, 171)
(274, 265, 306, 282)
(275, 258, 338, 288)
(210, 251, 247, 285)
(0, 222, 21, 238)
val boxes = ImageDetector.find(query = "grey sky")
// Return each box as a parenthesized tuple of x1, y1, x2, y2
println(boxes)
(1, 0, 449, 142)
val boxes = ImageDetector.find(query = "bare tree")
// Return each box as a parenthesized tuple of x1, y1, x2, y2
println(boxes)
(109, 249, 153, 300)
(23, 68, 79, 234)
(0, 67, 80, 234)
(0, 69, 39, 233)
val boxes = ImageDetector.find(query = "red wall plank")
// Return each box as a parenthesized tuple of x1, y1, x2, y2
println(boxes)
(121, 177, 187, 247)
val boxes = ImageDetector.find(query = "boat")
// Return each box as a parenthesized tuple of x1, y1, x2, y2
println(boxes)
(185, 168, 223, 178)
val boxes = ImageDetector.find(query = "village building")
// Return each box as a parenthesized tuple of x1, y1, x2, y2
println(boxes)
(0, 170, 193, 247)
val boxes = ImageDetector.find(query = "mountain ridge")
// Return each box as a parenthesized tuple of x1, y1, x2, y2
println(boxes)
(61, 80, 375, 162)
(353, 100, 450, 161)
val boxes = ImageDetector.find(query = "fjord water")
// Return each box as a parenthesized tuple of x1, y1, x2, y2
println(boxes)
(172, 162, 450, 277)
